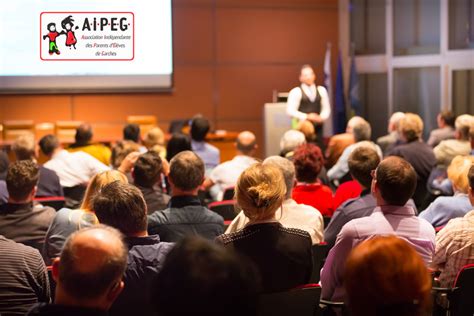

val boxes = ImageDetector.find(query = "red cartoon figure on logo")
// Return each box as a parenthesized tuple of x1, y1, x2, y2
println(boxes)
(61, 15, 78, 49)
(43, 23, 62, 55)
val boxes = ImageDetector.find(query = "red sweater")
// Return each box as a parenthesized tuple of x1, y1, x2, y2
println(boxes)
(333, 180, 362, 209)
(292, 183, 334, 217)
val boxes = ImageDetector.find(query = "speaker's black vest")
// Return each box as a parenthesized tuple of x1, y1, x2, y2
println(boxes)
(298, 86, 321, 114)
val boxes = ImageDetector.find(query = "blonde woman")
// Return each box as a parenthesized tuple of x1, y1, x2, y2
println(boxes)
(216, 163, 312, 293)
(43, 170, 128, 264)
(143, 127, 166, 159)
(420, 155, 474, 227)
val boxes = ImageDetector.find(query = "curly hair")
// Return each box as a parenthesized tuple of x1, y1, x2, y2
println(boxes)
(292, 143, 324, 183)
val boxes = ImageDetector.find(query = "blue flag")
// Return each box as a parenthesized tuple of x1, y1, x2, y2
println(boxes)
(333, 51, 346, 134)
(349, 55, 362, 116)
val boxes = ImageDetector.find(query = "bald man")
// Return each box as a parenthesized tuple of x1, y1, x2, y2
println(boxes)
(203, 131, 258, 200)
(376, 112, 405, 154)
(27, 225, 127, 315)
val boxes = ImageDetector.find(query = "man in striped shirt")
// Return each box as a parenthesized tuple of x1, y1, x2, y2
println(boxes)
(432, 165, 474, 287)
(0, 235, 50, 315)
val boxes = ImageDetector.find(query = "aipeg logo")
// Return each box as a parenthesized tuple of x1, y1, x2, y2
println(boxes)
(40, 12, 135, 61)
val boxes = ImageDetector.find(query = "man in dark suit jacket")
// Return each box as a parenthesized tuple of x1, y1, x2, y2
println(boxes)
(12, 135, 63, 197)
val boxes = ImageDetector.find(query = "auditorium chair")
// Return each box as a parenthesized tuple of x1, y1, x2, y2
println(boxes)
(2, 120, 35, 142)
(55, 120, 83, 143)
(258, 284, 321, 316)
(208, 200, 237, 221)
(34, 196, 66, 211)
(222, 186, 235, 201)
(432, 264, 474, 316)
(46, 266, 56, 301)
(310, 242, 330, 284)
(323, 216, 332, 229)
(126, 115, 157, 138)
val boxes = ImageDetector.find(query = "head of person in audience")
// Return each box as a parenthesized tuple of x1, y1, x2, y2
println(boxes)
(371, 156, 417, 207)
(75, 123, 93, 147)
(348, 146, 381, 190)
(236, 131, 257, 157)
(123, 123, 141, 143)
(132, 151, 163, 189)
(143, 127, 166, 154)
(92, 181, 148, 237)
(12, 134, 38, 161)
(293, 143, 324, 184)
(346, 116, 364, 134)
(168, 151, 204, 197)
(299, 64, 316, 86)
(447, 155, 474, 195)
(345, 236, 431, 316)
(296, 120, 316, 143)
(263, 156, 296, 200)
(52, 225, 127, 311)
(39, 134, 61, 158)
(468, 165, 474, 205)
(111, 140, 140, 169)
(236, 163, 286, 222)
(80, 170, 128, 213)
(279, 130, 306, 158)
(349, 117, 372, 142)
(398, 113, 423, 143)
(190, 115, 211, 143)
(152, 237, 261, 316)
(454, 114, 473, 141)
(437, 109, 455, 129)
(166, 133, 192, 162)
(387, 112, 405, 134)
(6, 160, 39, 204)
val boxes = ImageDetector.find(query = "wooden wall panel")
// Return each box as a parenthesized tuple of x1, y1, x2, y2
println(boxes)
(0, 96, 71, 121)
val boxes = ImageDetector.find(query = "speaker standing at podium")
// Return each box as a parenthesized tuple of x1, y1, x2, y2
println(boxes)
(286, 64, 331, 149)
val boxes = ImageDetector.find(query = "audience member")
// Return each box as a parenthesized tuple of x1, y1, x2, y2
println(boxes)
(279, 129, 306, 159)
(388, 113, 436, 208)
(190, 116, 220, 171)
(165, 133, 191, 162)
(321, 156, 435, 301)
(376, 111, 405, 155)
(12, 135, 63, 197)
(432, 164, 474, 287)
(296, 119, 317, 144)
(324, 120, 355, 169)
(328, 117, 382, 183)
(226, 156, 324, 244)
(143, 127, 166, 158)
(148, 151, 224, 241)
(92, 181, 174, 316)
(204, 131, 258, 200)
(332, 179, 361, 210)
(0, 150, 9, 180)
(217, 163, 312, 293)
(291, 143, 334, 216)
(28, 226, 127, 315)
(0, 236, 50, 315)
(132, 151, 170, 214)
(67, 124, 112, 165)
(324, 146, 380, 248)
(39, 134, 109, 203)
(110, 140, 140, 170)
(434, 114, 473, 168)
(44, 170, 128, 264)
(152, 237, 261, 316)
(0, 161, 55, 251)
(428, 110, 456, 147)
(420, 156, 474, 227)
(345, 236, 432, 316)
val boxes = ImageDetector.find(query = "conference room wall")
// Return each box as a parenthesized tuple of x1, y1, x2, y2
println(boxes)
(0, 0, 338, 158)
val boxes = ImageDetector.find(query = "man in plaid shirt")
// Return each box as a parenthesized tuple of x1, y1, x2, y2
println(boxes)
(432, 164, 474, 287)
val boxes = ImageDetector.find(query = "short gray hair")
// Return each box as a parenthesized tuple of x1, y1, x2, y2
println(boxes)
(263, 156, 295, 199)
(455, 114, 474, 140)
(279, 130, 306, 154)
(352, 118, 372, 142)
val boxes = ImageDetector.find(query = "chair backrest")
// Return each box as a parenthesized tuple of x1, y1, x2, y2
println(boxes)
(310, 243, 330, 284)
(222, 186, 235, 201)
(451, 264, 474, 316)
(46, 266, 56, 301)
(3, 120, 35, 142)
(34, 196, 66, 211)
(208, 200, 237, 221)
(258, 284, 321, 316)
